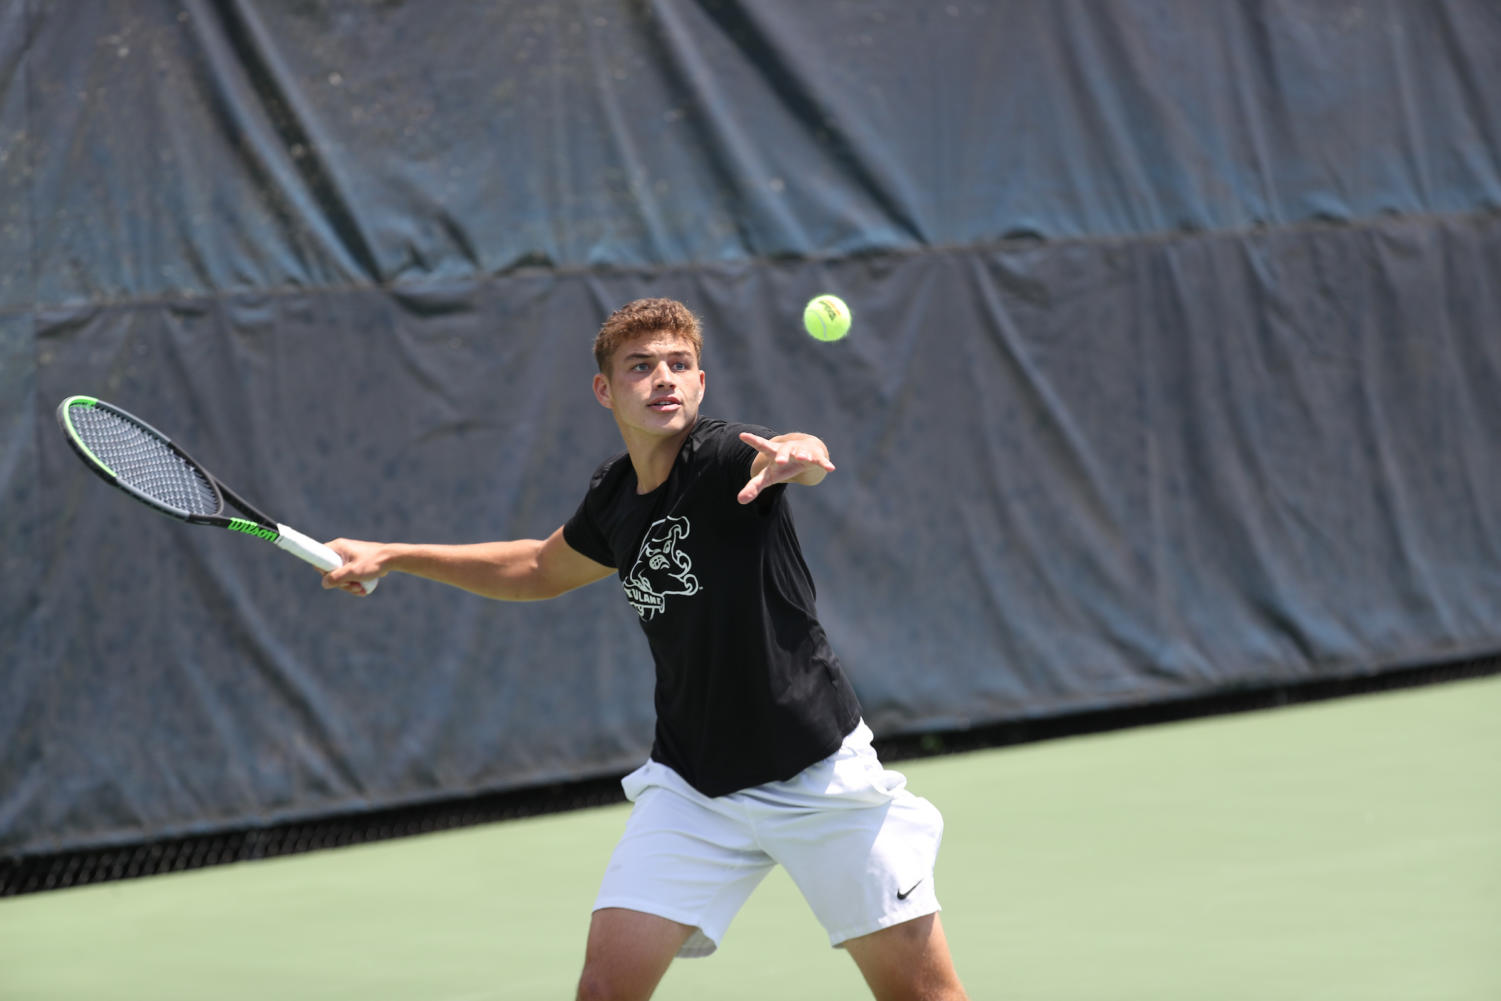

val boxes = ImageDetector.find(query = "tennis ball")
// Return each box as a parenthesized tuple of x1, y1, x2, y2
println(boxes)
(803, 294, 852, 342)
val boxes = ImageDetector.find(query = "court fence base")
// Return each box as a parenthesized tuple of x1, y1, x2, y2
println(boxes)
(5, 653, 1496, 898)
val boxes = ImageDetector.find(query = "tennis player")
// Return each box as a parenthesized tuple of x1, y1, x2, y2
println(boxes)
(322, 298, 968, 1001)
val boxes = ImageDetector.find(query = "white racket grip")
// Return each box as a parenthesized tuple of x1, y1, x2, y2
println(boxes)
(274, 523, 380, 594)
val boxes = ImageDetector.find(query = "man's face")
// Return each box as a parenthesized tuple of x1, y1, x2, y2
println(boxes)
(593, 330, 706, 439)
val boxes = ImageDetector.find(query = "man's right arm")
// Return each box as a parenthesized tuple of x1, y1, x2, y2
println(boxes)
(320, 526, 615, 600)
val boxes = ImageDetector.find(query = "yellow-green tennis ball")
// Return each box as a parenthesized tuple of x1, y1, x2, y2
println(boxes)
(803, 294, 852, 342)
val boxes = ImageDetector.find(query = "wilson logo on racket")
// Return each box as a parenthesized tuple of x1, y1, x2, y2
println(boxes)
(227, 518, 281, 542)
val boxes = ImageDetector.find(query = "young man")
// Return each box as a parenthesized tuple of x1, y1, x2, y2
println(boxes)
(322, 298, 968, 1001)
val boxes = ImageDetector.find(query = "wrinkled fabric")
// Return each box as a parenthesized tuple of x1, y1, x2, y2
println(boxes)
(3, 0, 1499, 856)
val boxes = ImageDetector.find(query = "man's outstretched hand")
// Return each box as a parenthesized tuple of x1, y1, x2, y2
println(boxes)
(737, 432, 836, 504)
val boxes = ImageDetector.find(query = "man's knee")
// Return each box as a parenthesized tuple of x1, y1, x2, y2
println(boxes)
(574, 966, 627, 1001)
(575, 956, 665, 1001)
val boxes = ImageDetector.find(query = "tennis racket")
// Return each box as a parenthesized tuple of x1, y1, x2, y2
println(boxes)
(57, 395, 377, 594)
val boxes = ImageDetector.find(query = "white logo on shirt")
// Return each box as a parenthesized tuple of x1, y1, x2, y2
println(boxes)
(623, 516, 700, 620)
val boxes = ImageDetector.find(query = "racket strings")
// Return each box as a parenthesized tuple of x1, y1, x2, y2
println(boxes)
(70, 407, 220, 516)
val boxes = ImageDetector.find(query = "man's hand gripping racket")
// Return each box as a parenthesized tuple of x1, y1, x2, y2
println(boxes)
(57, 396, 378, 596)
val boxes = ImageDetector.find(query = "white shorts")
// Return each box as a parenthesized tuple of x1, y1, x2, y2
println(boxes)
(592, 721, 945, 957)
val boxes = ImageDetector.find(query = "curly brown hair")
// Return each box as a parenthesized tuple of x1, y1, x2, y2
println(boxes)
(593, 298, 703, 373)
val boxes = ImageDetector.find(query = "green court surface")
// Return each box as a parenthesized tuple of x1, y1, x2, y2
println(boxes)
(3, 676, 1497, 1000)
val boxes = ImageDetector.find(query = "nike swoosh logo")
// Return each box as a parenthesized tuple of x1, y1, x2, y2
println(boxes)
(897, 878, 924, 901)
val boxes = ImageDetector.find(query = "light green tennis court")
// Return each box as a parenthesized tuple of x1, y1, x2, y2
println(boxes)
(3, 676, 1497, 1000)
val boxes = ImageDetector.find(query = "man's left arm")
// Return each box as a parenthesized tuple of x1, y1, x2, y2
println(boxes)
(737, 431, 837, 504)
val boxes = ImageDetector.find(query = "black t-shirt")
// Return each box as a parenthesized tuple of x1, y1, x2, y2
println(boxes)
(563, 417, 862, 797)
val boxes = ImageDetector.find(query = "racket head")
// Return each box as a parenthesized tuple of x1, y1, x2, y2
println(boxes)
(57, 395, 226, 522)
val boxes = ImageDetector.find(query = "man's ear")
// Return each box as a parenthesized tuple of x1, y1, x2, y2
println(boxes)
(592, 372, 613, 409)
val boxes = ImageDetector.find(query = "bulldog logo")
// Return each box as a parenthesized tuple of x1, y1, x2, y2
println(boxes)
(623, 516, 700, 620)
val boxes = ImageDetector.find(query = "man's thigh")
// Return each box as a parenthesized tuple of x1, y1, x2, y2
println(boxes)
(576, 907, 695, 1001)
(841, 913, 969, 1001)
